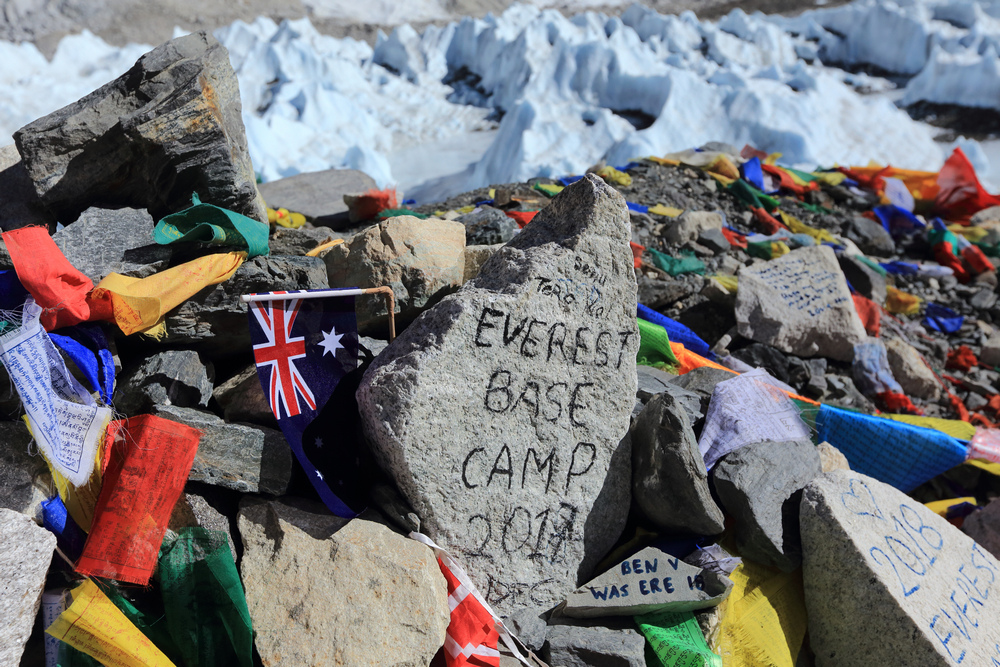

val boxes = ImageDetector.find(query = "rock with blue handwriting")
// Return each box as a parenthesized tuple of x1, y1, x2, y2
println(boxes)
(560, 546, 731, 618)
(735, 245, 866, 361)
(801, 470, 1000, 666)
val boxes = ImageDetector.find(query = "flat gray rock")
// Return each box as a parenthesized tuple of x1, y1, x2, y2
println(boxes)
(358, 174, 638, 614)
(735, 245, 866, 361)
(636, 365, 703, 424)
(0, 421, 49, 520)
(238, 498, 448, 667)
(713, 440, 821, 571)
(52, 207, 155, 283)
(544, 621, 647, 667)
(257, 169, 376, 228)
(114, 349, 214, 415)
(561, 545, 731, 617)
(153, 404, 292, 495)
(15, 32, 265, 224)
(632, 393, 724, 536)
(801, 470, 1000, 666)
(0, 508, 56, 666)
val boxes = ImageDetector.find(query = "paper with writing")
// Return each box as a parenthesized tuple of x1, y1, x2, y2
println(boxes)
(0, 299, 111, 487)
(46, 579, 176, 667)
(76, 415, 201, 585)
(698, 369, 811, 470)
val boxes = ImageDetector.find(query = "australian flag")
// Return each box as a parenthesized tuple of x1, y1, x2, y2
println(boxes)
(246, 289, 360, 518)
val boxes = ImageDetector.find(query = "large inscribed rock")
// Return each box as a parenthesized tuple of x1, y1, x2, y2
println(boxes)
(358, 174, 638, 614)
(801, 470, 1000, 666)
(735, 246, 866, 361)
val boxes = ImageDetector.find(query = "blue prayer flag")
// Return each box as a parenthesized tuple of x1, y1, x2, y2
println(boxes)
(247, 289, 361, 518)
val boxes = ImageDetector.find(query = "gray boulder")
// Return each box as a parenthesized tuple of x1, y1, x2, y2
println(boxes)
(14, 32, 266, 224)
(0, 144, 53, 231)
(0, 508, 56, 666)
(981, 328, 1000, 368)
(162, 255, 328, 353)
(153, 404, 292, 495)
(632, 393, 725, 536)
(357, 174, 638, 614)
(963, 496, 1000, 560)
(801, 470, 1000, 666)
(735, 246, 867, 361)
(325, 216, 466, 334)
(257, 169, 376, 228)
(268, 225, 338, 256)
(52, 207, 155, 283)
(114, 349, 214, 415)
(713, 440, 821, 571)
(457, 207, 520, 246)
(663, 211, 723, 245)
(212, 364, 276, 427)
(885, 337, 940, 399)
(845, 215, 895, 256)
(238, 498, 449, 667)
(837, 254, 887, 305)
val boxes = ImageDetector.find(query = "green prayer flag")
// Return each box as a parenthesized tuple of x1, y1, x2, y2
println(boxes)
(637, 318, 679, 372)
(154, 192, 270, 258)
(158, 528, 254, 667)
(636, 609, 722, 667)
(649, 249, 705, 276)
(377, 208, 429, 220)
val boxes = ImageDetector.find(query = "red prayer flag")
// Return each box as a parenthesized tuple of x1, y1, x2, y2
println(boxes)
(504, 210, 537, 228)
(76, 415, 200, 585)
(934, 147, 1000, 221)
(3, 226, 93, 330)
(629, 242, 644, 268)
(439, 558, 501, 667)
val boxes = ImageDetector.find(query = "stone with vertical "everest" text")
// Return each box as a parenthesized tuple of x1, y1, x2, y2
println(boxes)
(357, 174, 639, 614)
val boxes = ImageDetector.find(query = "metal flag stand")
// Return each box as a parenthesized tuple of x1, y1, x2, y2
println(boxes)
(240, 286, 397, 341)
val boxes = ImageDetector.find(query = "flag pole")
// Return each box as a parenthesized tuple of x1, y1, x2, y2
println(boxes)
(241, 287, 397, 341)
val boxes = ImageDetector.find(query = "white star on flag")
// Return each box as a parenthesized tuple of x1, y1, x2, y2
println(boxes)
(319, 326, 345, 357)
(316, 470, 324, 481)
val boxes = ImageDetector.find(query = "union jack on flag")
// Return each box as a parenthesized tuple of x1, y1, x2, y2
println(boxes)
(250, 297, 317, 418)
(246, 288, 360, 518)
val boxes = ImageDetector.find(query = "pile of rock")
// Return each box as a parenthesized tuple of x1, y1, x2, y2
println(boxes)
(4, 30, 1000, 667)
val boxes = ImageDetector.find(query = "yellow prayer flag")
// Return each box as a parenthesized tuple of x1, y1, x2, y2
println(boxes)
(883, 414, 976, 441)
(780, 211, 836, 244)
(924, 497, 977, 517)
(89, 252, 245, 336)
(596, 165, 632, 187)
(648, 204, 684, 218)
(46, 580, 176, 667)
(305, 238, 344, 257)
(647, 156, 681, 166)
(886, 285, 921, 315)
(714, 560, 807, 667)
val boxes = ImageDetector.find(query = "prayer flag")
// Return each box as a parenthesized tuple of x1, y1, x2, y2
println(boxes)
(246, 288, 361, 518)
(0, 298, 112, 486)
(76, 415, 201, 585)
